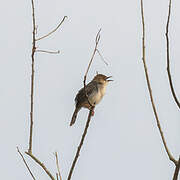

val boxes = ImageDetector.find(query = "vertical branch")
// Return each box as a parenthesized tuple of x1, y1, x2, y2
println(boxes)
(67, 107, 95, 180)
(28, 0, 36, 154)
(140, 0, 177, 164)
(28, 1, 66, 155)
(165, 0, 180, 109)
(22, 1, 67, 180)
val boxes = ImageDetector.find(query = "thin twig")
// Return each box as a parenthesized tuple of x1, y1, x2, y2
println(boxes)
(83, 29, 101, 107)
(36, 49, 60, 54)
(36, 16, 67, 41)
(26, 152, 55, 180)
(28, 0, 36, 154)
(84, 29, 101, 80)
(96, 49, 108, 66)
(165, 0, 180, 109)
(55, 152, 62, 180)
(17, 147, 36, 180)
(67, 106, 95, 180)
(173, 157, 180, 180)
(140, 0, 177, 165)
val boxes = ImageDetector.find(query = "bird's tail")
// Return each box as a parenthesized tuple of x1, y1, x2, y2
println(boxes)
(70, 107, 80, 126)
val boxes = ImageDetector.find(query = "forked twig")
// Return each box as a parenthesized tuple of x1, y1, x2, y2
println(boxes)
(165, 0, 180, 109)
(17, 147, 36, 180)
(26, 152, 55, 180)
(67, 107, 95, 180)
(67, 29, 102, 180)
(55, 152, 62, 180)
(36, 16, 67, 41)
(140, 0, 177, 165)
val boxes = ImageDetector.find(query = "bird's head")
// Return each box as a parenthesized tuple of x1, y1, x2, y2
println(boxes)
(93, 74, 113, 85)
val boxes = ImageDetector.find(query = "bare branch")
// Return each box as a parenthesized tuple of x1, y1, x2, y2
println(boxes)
(28, 0, 36, 154)
(17, 147, 36, 180)
(36, 16, 67, 41)
(140, 0, 177, 165)
(173, 157, 180, 180)
(26, 152, 55, 180)
(55, 152, 62, 180)
(165, 0, 180, 109)
(36, 49, 60, 54)
(67, 106, 95, 180)
(83, 29, 101, 107)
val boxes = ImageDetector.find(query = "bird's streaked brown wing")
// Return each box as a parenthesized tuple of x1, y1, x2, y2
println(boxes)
(75, 81, 98, 108)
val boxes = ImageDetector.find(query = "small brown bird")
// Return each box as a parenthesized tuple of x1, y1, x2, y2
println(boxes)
(70, 74, 113, 126)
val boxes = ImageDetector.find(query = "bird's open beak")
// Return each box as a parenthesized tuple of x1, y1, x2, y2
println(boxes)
(106, 76, 113, 82)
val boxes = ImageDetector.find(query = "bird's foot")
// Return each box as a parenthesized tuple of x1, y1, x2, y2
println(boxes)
(91, 110, 95, 116)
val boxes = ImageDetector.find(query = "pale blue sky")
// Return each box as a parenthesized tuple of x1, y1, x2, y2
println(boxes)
(1, 0, 180, 179)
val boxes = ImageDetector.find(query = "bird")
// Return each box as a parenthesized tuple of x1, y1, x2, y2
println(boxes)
(70, 74, 113, 126)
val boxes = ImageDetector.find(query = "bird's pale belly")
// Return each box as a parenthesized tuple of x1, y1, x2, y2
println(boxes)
(82, 91, 103, 109)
